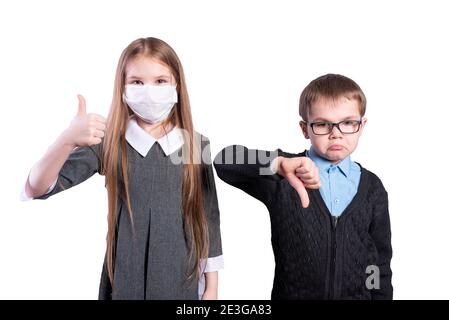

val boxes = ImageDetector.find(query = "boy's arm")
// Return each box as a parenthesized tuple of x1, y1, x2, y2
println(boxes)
(369, 184, 393, 300)
(213, 145, 319, 207)
(213, 145, 286, 205)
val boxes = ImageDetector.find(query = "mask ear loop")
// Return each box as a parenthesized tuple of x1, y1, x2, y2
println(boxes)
(169, 73, 179, 104)
(122, 91, 129, 108)
(122, 87, 134, 120)
(168, 71, 178, 93)
(166, 74, 179, 133)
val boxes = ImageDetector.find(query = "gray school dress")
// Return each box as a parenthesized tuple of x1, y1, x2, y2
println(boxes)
(37, 123, 223, 300)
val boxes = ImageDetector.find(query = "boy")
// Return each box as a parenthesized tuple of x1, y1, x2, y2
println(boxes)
(214, 74, 392, 299)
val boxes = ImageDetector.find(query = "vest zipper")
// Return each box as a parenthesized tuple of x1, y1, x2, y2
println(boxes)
(328, 215, 338, 299)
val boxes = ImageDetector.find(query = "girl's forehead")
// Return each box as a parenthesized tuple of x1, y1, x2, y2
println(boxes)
(126, 55, 172, 77)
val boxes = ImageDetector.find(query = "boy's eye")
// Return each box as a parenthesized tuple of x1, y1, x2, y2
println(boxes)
(314, 122, 328, 128)
(343, 120, 357, 125)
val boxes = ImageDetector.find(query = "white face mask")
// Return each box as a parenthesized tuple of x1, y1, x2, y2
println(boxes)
(124, 84, 178, 124)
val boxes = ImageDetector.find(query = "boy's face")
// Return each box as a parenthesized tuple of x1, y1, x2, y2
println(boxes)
(300, 96, 367, 164)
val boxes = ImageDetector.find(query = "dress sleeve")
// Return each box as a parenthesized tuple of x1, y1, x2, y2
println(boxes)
(35, 144, 102, 200)
(201, 136, 224, 268)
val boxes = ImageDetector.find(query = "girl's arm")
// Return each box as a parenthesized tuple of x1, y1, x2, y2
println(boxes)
(26, 130, 78, 198)
(202, 271, 218, 300)
(25, 95, 106, 198)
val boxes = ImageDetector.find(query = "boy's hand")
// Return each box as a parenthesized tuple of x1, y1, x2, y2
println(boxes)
(275, 156, 320, 208)
(63, 95, 107, 148)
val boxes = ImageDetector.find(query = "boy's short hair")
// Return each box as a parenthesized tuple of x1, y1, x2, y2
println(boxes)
(299, 74, 366, 121)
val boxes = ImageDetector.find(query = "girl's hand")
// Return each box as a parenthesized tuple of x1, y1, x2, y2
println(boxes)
(201, 289, 218, 300)
(276, 156, 321, 208)
(63, 95, 107, 148)
(202, 271, 218, 300)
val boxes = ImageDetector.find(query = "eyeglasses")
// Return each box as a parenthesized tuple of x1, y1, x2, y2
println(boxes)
(305, 119, 362, 135)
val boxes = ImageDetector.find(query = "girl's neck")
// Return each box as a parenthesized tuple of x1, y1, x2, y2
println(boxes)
(135, 117, 174, 139)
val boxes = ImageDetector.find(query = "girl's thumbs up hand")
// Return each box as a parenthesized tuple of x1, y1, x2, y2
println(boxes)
(77, 94, 87, 116)
(63, 95, 107, 148)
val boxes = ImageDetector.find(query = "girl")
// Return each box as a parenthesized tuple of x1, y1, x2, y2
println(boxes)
(23, 37, 223, 300)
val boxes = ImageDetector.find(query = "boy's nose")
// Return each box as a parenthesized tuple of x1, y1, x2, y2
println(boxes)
(329, 125, 343, 138)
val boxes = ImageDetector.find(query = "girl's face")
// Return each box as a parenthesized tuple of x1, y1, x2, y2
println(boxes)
(125, 55, 176, 86)
(300, 96, 367, 164)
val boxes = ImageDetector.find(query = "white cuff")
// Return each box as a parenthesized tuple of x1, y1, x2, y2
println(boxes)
(269, 157, 279, 175)
(201, 255, 224, 273)
(20, 179, 57, 201)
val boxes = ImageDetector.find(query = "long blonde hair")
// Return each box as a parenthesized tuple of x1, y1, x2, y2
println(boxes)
(101, 37, 209, 284)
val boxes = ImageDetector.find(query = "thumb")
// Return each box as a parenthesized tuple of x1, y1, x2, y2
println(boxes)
(286, 172, 310, 208)
(77, 94, 86, 116)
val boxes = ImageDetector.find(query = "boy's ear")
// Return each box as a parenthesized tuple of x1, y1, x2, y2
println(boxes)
(359, 117, 367, 134)
(299, 121, 309, 139)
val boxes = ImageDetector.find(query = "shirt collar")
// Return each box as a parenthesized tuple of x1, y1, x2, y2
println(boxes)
(125, 117, 185, 157)
(307, 147, 351, 177)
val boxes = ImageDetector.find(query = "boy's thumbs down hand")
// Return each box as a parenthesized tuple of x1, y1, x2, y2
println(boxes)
(274, 156, 321, 208)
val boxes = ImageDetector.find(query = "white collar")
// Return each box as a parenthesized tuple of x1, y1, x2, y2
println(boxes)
(125, 117, 185, 157)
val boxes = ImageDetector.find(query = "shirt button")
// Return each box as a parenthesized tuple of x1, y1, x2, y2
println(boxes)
(334, 198, 340, 204)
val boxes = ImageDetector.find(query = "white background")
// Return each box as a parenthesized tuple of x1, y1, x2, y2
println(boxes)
(1, 0, 448, 299)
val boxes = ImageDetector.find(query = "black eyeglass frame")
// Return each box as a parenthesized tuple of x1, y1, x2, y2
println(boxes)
(303, 119, 363, 135)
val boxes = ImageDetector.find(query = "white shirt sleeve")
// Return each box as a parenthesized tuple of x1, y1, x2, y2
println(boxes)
(269, 157, 279, 175)
(20, 179, 57, 201)
(202, 255, 224, 273)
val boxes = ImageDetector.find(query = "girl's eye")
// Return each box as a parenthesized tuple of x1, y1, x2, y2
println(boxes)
(155, 79, 168, 84)
(131, 80, 144, 85)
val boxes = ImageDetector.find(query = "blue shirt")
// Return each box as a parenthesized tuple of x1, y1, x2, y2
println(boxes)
(307, 148, 361, 216)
